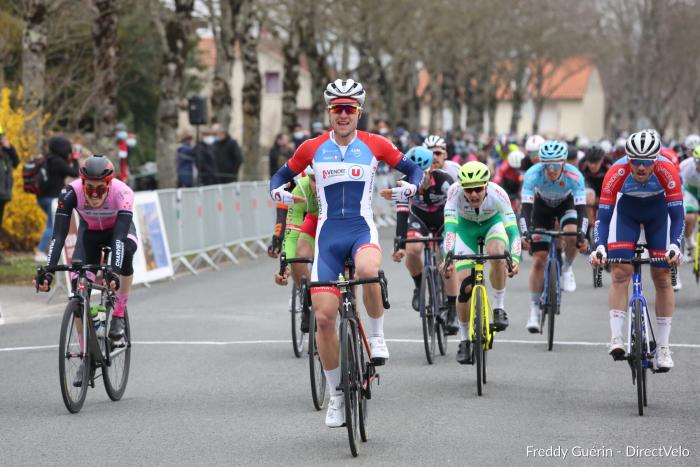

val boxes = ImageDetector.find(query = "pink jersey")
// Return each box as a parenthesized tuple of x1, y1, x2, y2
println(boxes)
(68, 179, 135, 230)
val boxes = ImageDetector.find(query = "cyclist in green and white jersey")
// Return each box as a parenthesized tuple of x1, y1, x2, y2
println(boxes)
(680, 145, 700, 256)
(443, 161, 521, 364)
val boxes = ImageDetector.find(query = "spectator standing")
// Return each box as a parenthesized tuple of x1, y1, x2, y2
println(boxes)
(290, 122, 308, 149)
(212, 123, 243, 183)
(177, 132, 196, 188)
(311, 121, 325, 138)
(35, 135, 79, 261)
(0, 125, 19, 234)
(196, 130, 218, 186)
(268, 132, 294, 178)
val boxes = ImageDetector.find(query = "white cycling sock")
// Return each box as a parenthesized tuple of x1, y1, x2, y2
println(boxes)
(656, 317, 672, 347)
(562, 255, 574, 272)
(492, 288, 505, 309)
(458, 320, 469, 341)
(530, 292, 540, 308)
(325, 366, 342, 397)
(609, 309, 627, 339)
(366, 315, 384, 338)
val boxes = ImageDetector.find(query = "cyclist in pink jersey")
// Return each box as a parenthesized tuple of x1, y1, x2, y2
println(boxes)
(35, 155, 137, 342)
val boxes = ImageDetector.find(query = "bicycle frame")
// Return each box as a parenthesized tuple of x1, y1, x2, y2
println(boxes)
(541, 236, 561, 312)
(469, 266, 493, 349)
(626, 265, 656, 366)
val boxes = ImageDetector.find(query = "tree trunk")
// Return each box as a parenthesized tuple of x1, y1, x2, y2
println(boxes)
(509, 59, 527, 135)
(210, 0, 235, 131)
(238, 2, 262, 180)
(442, 69, 460, 132)
(428, 72, 441, 133)
(154, 0, 195, 188)
(298, 5, 329, 124)
(21, 0, 49, 155)
(487, 85, 497, 137)
(281, 22, 301, 132)
(531, 62, 545, 135)
(92, 0, 120, 156)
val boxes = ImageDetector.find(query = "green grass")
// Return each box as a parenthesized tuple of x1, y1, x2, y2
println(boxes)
(0, 252, 40, 285)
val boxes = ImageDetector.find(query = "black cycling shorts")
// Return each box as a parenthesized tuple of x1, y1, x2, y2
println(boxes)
(407, 208, 444, 238)
(530, 196, 577, 252)
(73, 223, 138, 276)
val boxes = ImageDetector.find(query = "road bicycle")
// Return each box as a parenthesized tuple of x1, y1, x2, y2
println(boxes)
(529, 228, 580, 351)
(396, 233, 448, 364)
(279, 253, 313, 358)
(37, 247, 131, 414)
(309, 262, 390, 457)
(596, 245, 676, 416)
(443, 237, 513, 396)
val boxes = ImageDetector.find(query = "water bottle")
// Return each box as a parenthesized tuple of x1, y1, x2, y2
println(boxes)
(90, 304, 106, 338)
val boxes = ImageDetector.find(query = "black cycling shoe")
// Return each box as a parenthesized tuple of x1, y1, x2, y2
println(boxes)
(108, 316, 126, 340)
(445, 306, 459, 336)
(456, 340, 473, 364)
(72, 362, 86, 387)
(492, 308, 509, 332)
(300, 309, 310, 333)
(411, 288, 420, 311)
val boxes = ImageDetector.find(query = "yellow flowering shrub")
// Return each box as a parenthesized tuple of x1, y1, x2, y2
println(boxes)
(0, 88, 45, 251)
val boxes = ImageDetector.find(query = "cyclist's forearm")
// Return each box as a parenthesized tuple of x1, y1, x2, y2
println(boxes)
(505, 223, 521, 264)
(395, 203, 409, 240)
(575, 203, 588, 234)
(519, 202, 533, 233)
(110, 212, 133, 274)
(668, 202, 684, 246)
(47, 212, 70, 267)
(595, 204, 614, 248)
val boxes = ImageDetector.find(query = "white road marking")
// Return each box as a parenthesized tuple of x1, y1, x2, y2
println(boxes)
(2, 339, 700, 353)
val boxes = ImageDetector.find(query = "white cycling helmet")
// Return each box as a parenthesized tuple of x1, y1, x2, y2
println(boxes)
(599, 139, 612, 154)
(615, 137, 626, 149)
(626, 130, 661, 160)
(684, 134, 700, 151)
(525, 134, 545, 153)
(422, 134, 446, 150)
(577, 136, 590, 149)
(324, 79, 366, 106)
(507, 150, 525, 169)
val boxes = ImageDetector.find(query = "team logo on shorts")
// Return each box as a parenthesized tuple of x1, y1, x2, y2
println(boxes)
(349, 165, 364, 179)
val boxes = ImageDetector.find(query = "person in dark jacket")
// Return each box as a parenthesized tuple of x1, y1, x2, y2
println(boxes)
(0, 126, 20, 231)
(176, 133, 196, 188)
(196, 130, 218, 186)
(268, 132, 294, 178)
(212, 123, 243, 183)
(35, 135, 79, 261)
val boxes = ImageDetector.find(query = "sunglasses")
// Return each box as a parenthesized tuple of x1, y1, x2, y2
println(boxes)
(431, 150, 446, 156)
(462, 185, 485, 194)
(328, 105, 360, 115)
(629, 158, 654, 167)
(544, 163, 564, 171)
(84, 183, 109, 197)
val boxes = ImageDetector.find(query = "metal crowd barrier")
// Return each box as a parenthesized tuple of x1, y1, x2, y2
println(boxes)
(155, 177, 399, 275)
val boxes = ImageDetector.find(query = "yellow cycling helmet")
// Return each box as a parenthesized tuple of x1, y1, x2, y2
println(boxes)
(458, 161, 490, 188)
(694, 145, 700, 159)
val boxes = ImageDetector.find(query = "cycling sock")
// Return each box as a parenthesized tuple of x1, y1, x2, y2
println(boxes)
(324, 366, 342, 397)
(113, 292, 128, 318)
(609, 309, 627, 339)
(492, 288, 505, 309)
(411, 273, 422, 289)
(458, 320, 469, 341)
(655, 317, 672, 347)
(447, 296, 456, 316)
(562, 255, 574, 272)
(529, 292, 540, 308)
(366, 315, 384, 338)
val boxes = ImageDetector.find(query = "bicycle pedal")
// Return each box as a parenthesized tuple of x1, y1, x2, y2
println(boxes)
(610, 349, 626, 361)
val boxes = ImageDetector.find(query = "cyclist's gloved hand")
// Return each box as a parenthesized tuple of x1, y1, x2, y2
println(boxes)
(104, 271, 120, 290)
(666, 244, 681, 265)
(34, 272, 53, 292)
(389, 180, 417, 202)
(270, 184, 295, 206)
(590, 245, 607, 265)
(267, 233, 283, 258)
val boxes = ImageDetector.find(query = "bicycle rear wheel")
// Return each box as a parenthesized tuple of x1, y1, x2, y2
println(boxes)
(474, 290, 484, 396)
(308, 309, 326, 410)
(59, 298, 89, 413)
(435, 274, 447, 356)
(358, 326, 369, 443)
(340, 319, 361, 457)
(694, 233, 700, 284)
(420, 272, 437, 364)
(547, 259, 558, 351)
(104, 308, 131, 401)
(291, 282, 305, 358)
(632, 300, 644, 416)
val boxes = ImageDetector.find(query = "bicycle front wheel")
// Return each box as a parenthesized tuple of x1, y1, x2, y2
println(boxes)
(59, 298, 89, 413)
(474, 289, 484, 397)
(308, 309, 326, 410)
(547, 259, 558, 351)
(291, 282, 305, 358)
(104, 308, 131, 401)
(420, 271, 437, 364)
(340, 319, 361, 457)
(632, 300, 645, 416)
(435, 273, 448, 356)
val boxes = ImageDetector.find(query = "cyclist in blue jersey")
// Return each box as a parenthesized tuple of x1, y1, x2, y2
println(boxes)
(519, 141, 589, 333)
(269, 79, 423, 428)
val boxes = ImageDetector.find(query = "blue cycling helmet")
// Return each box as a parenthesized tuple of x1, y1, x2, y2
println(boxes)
(538, 140, 568, 162)
(406, 146, 434, 170)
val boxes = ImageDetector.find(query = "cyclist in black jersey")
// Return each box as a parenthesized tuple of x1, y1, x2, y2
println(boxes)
(578, 145, 613, 238)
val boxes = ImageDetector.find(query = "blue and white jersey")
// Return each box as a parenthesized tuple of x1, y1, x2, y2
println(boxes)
(521, 163, 586, 207)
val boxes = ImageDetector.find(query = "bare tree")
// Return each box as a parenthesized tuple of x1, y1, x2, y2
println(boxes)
(208, 0, 235, 130)
(237, 0, 262, 180)
(21, 0, 50, 153)
(92, 0, 119, 154)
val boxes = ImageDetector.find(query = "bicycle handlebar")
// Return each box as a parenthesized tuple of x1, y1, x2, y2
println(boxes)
(529, 229, 580, 238)
(309, 270, 390, 310)
(278, 253, 313, 276)
(37, 263, 113, 274)
(442, 251, 514, 275)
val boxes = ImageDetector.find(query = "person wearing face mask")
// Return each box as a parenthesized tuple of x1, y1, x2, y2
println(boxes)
(211, 123, 243, 183)
(311, 121, 325, 138)
(196, 130, 218, 186)
(291, 123, 308, 149)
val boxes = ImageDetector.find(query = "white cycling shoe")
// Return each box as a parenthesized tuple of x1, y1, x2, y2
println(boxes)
(325, 395, 345, 428)
(526, 309, 541, 333)
(608, 336, 625, 359)
(369, 336, 390, 363)
(561, 270, 576, 293)
(672, 275, 682, 292)
(654, 346, 674, 372)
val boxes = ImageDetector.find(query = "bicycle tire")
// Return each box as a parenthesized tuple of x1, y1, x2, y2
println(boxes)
(420, 271, 437, 364)
(103, 308, 131, 401)
(474, 289, 484, 396)
(547, 259, 558, 351)
(340, 319, 360, 457)
(694, 232, 700, 284)
(358, 326, 369, 443)
(435, 273, 447, 356)
(59, 298, 89, 414)
(308, 309, 326, 410)
(632, 300, 644, 416)
(291, 282, 304, 358)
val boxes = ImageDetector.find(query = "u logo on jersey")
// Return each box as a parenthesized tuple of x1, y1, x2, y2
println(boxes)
(349, 165, 364, 180)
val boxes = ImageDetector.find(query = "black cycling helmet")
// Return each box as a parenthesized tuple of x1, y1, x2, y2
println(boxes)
(585, 145, 605, 163)
(79, 155, 114, 183)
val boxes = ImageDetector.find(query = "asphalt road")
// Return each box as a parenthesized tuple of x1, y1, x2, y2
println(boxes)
(1, 230, 699, 466)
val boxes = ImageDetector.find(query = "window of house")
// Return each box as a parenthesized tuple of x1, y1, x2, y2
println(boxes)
(265, 72, 281, 94)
